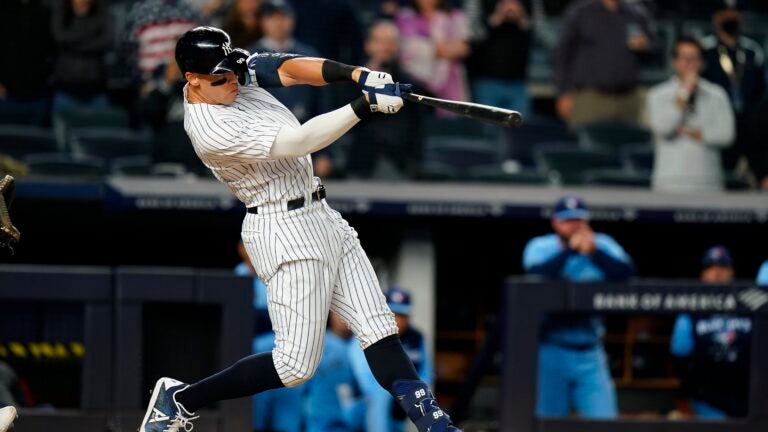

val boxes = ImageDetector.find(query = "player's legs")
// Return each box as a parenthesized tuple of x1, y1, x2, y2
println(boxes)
(536, 343, 571, 417)
(326, 205, 461, 431)
(141, 232, 337, 431)
(571, 346, 618, 418)
(174, 259, 334, 407)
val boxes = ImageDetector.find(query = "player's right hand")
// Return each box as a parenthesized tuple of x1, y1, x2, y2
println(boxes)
(368, 93, 403, 114)
(364, 82, 411, 114)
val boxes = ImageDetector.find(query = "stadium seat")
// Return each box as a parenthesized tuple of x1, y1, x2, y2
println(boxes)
(534, 145, 617, 185)
(421, 137, 504, 180)
(426, 116, 499, 140)
(419, 161, 461, 181)
(111, 155, 153, 176)
(0, 125, 59, 159)
(577, 121, 651, 151)
(465, 165, 552, 185)
(725, 174, 751, 191)
(153, 122, 208, 175)
(24, 153, 106, 178)
(503, 115, 572, 166)
(623, 146, 655, 172)
(53, 106, 130, 149)
(69, 128, 152, 163)
(0, 104, 45, 126)
(581, 168, 651, 188)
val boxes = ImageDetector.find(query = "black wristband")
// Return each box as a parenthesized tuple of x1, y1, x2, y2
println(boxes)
(322, 60, 356, 83)
(350, 96, 373, 120)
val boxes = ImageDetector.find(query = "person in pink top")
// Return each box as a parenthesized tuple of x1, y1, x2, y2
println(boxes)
(395, 0, 471, 112)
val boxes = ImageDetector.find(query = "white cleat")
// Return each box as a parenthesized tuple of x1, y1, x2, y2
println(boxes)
(0, 406, 17, 432)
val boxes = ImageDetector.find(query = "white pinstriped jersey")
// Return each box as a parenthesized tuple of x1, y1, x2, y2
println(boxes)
(183, 85, 317, 207)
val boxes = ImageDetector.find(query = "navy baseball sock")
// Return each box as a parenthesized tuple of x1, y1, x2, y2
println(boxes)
(174, 352, 284, 413)
(364, 334, 421, 390)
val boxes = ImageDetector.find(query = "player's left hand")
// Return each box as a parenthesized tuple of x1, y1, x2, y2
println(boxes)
(224, 48, 254, 86)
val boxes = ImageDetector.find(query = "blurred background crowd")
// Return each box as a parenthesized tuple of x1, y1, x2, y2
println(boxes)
(1, 0, 768, 190)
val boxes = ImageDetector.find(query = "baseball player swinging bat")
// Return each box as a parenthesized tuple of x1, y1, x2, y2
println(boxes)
(135, 26, 462, 432)
(401, 91, 524, 128)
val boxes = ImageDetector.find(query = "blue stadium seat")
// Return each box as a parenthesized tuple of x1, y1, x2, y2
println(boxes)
(423, 135, 502, 166)
(577, 121, 651, 151)
(69, 127, 152, 163)
(503, 115, 572, 166)
(581, 168, 651, 188)
(0, 125, 58, 159)
(465, 165, 552, 185)
(623, 146, 655, 172)
(426, 116, 499, 139)
(53, 106, 130, 149)
(534, 144, 617, 185)
(153, 122, 208, 176)
(24, 153, 106, 178)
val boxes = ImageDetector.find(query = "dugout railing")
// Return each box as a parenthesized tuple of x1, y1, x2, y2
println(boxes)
(500, 279, 768, 432)
(0, 265, 253, 432)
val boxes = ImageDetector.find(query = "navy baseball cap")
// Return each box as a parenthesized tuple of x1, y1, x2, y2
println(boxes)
(386, 287, 411, 316)
(553, 195, 589, 220)
(702, 245, 733, 268)
(261, 0, 294, 16)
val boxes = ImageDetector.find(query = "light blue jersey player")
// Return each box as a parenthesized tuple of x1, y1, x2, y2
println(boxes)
(523, 195, 634, 418)
(757, 259, 768, 285)
(252, 333, 303, 431)
(349, 288, 433, 431)
(303, 312, 361, 432)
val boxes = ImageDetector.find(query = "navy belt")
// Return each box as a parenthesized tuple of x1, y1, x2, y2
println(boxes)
(247, 185, 326, 214)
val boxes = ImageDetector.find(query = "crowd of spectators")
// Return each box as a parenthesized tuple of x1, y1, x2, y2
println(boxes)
(0, 0, 767, 190)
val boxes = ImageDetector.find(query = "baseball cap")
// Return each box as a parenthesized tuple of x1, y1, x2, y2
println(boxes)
(386, 287, 411, 316)
(261, 0, 294, 16)
(553, 195, 589, 220)
(702, 245, 733, 268)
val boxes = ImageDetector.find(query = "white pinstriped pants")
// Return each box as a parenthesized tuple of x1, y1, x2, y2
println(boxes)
(242, 199, 398, 387)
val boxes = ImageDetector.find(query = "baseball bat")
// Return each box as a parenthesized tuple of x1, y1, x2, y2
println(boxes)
(401, 92, 523, 128)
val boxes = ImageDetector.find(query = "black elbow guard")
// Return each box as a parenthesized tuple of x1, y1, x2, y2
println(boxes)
(322, 60, 357, 83)
(247, 52, 305, 88)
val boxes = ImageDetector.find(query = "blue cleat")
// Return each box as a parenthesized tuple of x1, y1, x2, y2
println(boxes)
(139, 377, 198, 432)
(393, 380, 462, 432)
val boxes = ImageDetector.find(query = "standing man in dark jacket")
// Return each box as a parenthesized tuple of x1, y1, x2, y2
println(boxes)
(0, 0, 54, 125)
(554, 0, 655, 128)
(700, 0, 766, 187)
(50, 0, 113, 114)
(469, 0, 532, 116)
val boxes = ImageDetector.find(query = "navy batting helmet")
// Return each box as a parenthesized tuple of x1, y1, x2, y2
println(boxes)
(175, 26, 240, 75)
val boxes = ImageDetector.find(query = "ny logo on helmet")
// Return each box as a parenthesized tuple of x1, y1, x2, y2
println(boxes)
(222, 41, 233, 56)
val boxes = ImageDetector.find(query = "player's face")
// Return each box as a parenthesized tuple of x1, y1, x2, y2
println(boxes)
(261, 12, 295, 41)
(673, 43, 703, 78)
(552, 218, 588, 240)
(701, 265, 734, 283)
(189, 72, 239, 105)
(365, 23, 400, 65)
